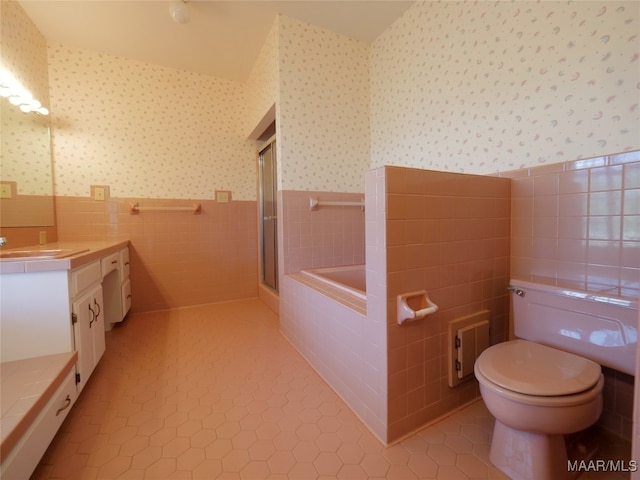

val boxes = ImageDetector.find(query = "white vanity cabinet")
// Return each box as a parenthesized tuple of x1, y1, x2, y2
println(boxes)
(0, 242, 129, 374)
(121, 247, 132, 318)
(72, 282, 105, 394)
(102, 247, 131, 328)
(1, 366, 77, 480)
(0, 241, 129, 479)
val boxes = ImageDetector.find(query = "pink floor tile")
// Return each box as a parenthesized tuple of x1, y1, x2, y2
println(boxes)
(30, 299, 629, 480)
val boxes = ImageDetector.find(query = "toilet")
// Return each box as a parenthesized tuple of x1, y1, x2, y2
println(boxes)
(475, 277, 638, 480)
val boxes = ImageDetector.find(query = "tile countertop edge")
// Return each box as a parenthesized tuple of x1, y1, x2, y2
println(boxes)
(0, 239, 130, 274)
(0, 351, 78, 462)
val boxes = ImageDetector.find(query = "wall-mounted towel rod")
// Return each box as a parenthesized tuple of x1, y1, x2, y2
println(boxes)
(130, 202, 202, 215)
(309, 197, 364, 211)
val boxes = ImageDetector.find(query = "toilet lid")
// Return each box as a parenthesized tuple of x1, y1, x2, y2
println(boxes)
(476, 340, 602, 396)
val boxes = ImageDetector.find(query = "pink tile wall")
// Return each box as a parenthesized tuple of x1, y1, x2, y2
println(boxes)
(379, 166, 512, 442)
(0, 195, 55, 228)
(507, 151, 640, 297)
(279, 275, 387, 441)
(279, 187, 387, 442)
(364, 167, 391, 442)
(504, 149, 640, 441)
(0, 225, 57, 249)
(56, 196, 258, 313)
(280, 190, 365, 274)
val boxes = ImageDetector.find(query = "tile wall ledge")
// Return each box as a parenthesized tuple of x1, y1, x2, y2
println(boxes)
(497, 149, 640, 178)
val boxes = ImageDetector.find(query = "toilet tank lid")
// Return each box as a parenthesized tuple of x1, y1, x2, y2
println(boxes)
(476, 340, 602, 396)
(510, 276, 638, 310)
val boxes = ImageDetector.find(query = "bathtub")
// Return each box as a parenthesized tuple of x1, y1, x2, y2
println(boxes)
(300, 264, 366, 301)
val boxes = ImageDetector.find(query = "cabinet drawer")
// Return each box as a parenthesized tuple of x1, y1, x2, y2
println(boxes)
(121, 279, 132, 317)
(71, 261, 101, 297)
(1, 370, 77, 479)
(119, 248, 130, 283)
(101, 251, 120, 277)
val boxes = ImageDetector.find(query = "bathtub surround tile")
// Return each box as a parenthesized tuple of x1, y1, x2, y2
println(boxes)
(360, 166, 511, 443)
(280, 273, 383, 438)
(280, 190, 366, 275)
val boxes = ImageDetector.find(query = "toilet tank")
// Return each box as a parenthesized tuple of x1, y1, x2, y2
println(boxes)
(510, 277, 638, 376)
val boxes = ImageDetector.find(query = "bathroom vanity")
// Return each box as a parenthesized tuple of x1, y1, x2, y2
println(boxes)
(0, 239, 130, 478)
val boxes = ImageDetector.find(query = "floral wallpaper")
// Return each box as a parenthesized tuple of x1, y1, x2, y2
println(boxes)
(9, 1, 639, 199)
(0, 0, 48, 102)
(0, 0, 53, 195)
(244, 17, 280, 139)
(278, 16, 370, 192)
(48, 46, 257, 200)
(370, 1, 640, 174)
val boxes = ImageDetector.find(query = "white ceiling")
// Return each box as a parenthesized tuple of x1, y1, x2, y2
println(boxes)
(18, 1, 414, 82)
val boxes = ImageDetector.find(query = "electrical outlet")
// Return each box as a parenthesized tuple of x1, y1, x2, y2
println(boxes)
(94, 187, 105, 201)
(39, 231, 47, 245)
(0, 184, 12, 199)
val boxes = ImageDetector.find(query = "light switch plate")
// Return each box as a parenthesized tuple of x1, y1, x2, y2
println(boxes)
(0, 184, 13, 199)
(216, 190, 231, 203)
(91, 185, 109, 201)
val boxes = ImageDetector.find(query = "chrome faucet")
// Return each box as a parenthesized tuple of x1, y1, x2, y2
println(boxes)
(0, 237, 6, 247)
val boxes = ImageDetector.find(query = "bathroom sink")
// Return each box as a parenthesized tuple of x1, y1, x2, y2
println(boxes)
(0, 249, 89, 260)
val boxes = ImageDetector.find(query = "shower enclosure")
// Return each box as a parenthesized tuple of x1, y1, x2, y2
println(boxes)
(258, 137, 278, 292)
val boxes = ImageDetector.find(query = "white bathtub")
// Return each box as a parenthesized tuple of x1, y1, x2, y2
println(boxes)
(300, 265, 366, 301)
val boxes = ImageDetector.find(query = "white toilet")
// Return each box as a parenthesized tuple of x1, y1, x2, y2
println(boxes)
(475, 277, 638, 480)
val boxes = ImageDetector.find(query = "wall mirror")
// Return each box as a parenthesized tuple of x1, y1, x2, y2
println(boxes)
(0, 0, 56, 228)
(0, 95, 55, 227)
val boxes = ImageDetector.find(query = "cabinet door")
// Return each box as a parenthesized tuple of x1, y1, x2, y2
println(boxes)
(121, 278, 132, 317)
(92, 286, 106, 365)
(72, 289, 94, 393)
(72, 284, 104, 393)
(120, 247, 130, 283)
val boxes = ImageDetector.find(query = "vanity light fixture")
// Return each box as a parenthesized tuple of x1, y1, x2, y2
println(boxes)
(169, 0, 190, 24)
(0, 69, 49, 115)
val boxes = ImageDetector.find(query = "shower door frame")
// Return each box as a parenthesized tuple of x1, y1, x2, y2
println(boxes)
(258, 135, 278, 293)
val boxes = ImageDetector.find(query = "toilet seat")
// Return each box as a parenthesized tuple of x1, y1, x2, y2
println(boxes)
(476, 339, 601, 396)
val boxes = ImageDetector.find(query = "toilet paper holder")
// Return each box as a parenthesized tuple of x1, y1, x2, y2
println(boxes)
(397, 290, 438, 325)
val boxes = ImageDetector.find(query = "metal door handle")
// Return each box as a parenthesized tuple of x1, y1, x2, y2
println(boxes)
(263, 216, 277, 221)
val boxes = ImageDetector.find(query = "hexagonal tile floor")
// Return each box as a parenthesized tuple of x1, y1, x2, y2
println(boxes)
(31, 299, 629, 479)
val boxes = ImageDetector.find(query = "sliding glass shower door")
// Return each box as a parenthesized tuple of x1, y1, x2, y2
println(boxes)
(259, 138, 278, 292)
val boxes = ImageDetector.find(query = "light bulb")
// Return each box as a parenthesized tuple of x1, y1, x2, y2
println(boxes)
(169, 1, 190, 24)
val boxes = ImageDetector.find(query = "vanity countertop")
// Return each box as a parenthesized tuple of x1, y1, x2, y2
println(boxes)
(0, 352, 77, 461)
(0, 238, 130, 274)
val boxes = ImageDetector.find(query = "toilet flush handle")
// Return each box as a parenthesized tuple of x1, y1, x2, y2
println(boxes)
(507, 286, 526, 297)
